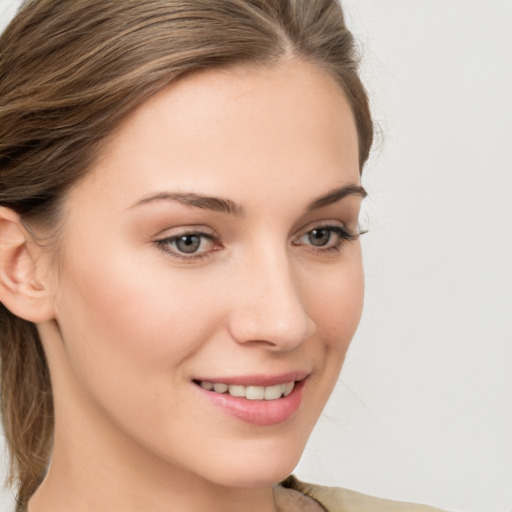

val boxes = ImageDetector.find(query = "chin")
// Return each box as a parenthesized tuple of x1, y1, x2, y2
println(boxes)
(206, 464, 298, 489)
(192, 435, 308, 488)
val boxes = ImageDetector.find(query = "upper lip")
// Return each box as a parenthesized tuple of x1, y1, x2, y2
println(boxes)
(192, 371, 309, 387)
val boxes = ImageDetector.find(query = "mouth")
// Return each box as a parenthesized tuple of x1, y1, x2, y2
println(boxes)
(193, 379, 295, 401)
(192, 374, 308, 426)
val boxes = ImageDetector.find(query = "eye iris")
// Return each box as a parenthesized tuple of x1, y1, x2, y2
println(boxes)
(308, 229, 331, 247)
(176, 235, 201, 253)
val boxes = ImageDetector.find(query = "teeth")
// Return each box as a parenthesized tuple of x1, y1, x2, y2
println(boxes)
(264, 384, 283, 400)
(227, 384, 245, 397)
(213, 383, 228, 393)
(198, 380, 296, 400)
(246, 386, 265, 400)
(284, 381, 294, 397)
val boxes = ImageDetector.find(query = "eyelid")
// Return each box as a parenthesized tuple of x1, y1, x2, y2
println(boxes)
(291, 221, 362, 255)
(293, 219, 358, 240)
(153, 227, 221, 261)
(153, 224, 217, 239)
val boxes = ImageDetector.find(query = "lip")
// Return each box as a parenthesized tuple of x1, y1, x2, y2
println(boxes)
(193, 374, 308, 426)
(193, 371, 309, 387)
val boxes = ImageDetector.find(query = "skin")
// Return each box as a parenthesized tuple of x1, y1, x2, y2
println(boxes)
(10, 59, 364, 512)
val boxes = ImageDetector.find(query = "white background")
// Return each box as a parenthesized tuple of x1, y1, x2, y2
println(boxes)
(1, 1, 511, 511)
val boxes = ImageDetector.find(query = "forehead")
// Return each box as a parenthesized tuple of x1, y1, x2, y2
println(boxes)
(70, 59, 360, 212)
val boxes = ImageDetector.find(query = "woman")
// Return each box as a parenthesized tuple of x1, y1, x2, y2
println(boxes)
(0, 1, 444, 511)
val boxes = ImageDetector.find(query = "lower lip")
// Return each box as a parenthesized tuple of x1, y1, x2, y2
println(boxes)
(194, 379, 306, 426)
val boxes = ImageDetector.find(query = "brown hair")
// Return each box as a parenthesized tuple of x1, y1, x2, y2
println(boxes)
(0, 0, 373, 508)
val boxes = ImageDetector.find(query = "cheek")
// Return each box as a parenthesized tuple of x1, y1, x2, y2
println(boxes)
(304, 248, 364, 353)
(287, 247, 364, 435)
(53, 241, 222, 396)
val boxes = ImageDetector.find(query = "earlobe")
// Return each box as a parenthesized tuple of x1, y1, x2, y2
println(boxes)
(0, 206, 55, 323)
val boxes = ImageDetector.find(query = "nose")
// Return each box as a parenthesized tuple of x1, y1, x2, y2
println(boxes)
(226, 249, 315, 352)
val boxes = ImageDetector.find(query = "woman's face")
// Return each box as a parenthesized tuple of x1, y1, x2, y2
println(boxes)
(46, 59, 364, 487)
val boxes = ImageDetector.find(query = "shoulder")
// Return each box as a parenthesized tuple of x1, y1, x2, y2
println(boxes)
(280, 476, 447, 512)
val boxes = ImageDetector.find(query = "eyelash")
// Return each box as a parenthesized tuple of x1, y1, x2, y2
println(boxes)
(154, 229, 218, 262)
(292, 225, 361, 255)
(154, 225, 362, 262)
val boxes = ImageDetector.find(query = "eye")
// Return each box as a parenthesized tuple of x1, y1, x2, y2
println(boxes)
(154, 229, 221, 260)
(306, 228, 335, 247)
(174, 234, 202, 253)
(293, 224, 359, 253)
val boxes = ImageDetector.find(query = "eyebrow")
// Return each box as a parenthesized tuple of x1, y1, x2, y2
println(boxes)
(130, 191, 245, 216)
(130, 184, 366, 216)
(305, 184, 367, 212)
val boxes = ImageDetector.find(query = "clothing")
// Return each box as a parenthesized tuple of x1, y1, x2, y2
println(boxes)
(17, 476, 445, 512)
(281, 476, 446, 512)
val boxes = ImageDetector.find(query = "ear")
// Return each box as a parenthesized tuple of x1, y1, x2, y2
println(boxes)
(0, 206, 55, 323)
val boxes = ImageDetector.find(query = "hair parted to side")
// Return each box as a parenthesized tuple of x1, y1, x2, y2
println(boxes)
(0, 0, 373, 507)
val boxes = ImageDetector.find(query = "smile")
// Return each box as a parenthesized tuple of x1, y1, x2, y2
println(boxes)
(193, 375, 307, 425)
(196, 380, 295, 400)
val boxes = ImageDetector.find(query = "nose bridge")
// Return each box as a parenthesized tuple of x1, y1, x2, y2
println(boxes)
(228, 243, 314, 350)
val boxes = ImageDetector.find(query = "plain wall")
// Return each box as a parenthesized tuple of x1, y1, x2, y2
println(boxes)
(1, 1, 511, 511)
